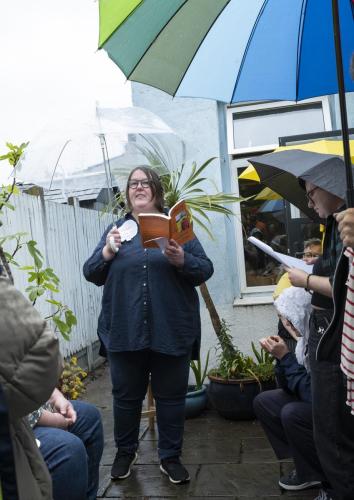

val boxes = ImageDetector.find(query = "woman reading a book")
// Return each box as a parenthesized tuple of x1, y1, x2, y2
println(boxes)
(83, 166, 213, 485)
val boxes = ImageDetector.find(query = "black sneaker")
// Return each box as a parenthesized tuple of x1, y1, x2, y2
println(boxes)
(111, 450, 138, 480)
(160, 457, 190, 484)
(279, 469, 321, 491)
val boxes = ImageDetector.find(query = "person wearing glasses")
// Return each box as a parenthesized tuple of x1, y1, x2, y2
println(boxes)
(285, 181, 347, 500)
(300, 238, 322, 264)
(83, 166, 213, 485)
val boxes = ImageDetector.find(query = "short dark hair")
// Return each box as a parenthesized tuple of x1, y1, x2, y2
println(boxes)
(304, 238, 322, 249)
(125, 166, 165, 213)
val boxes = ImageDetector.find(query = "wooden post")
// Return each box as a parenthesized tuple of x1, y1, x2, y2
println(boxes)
(141, 380, 156, 431)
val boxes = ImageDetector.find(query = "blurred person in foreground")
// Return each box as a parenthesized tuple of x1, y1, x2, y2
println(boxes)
(0, 267, 61, 500)
(83, 166, 213, 485)
(0, 264, 103, 500)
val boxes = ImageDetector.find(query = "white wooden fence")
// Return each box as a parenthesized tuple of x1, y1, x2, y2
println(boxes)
(0, 193, 112, 366)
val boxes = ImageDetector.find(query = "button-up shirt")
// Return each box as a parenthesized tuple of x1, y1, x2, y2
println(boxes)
(83, 214, 214, 358)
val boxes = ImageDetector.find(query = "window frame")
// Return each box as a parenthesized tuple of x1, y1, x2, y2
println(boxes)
(226, 97, 332, 156)
(227, 97, 332, 299)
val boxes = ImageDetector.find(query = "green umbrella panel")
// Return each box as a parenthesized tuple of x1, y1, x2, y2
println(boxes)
(99, 0, 230, 96)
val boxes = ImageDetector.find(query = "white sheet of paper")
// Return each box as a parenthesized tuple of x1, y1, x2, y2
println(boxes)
(144, 236, 169, 253)
(119, 219, 138, 241)
(248, 236, 313, 272)
(109, 219, 138, 253)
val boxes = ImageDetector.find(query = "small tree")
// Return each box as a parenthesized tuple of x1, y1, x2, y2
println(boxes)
(0, 142, 77, 340)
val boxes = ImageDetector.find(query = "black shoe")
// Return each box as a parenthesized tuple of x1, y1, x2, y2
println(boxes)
(278, 469, 321, 491)
(160, 457, 190, 484)
(111, 450, 138, 480)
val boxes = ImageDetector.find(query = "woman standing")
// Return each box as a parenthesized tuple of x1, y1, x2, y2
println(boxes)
(83, 166, 213, 484)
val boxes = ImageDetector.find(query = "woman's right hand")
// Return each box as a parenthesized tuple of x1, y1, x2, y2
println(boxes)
(102, 226, 122, 261)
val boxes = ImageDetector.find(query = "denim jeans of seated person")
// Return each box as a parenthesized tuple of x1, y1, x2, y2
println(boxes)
(34, 400, 104, 500)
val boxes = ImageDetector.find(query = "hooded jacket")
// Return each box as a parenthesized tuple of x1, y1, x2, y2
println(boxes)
(0, 277, 61, 500)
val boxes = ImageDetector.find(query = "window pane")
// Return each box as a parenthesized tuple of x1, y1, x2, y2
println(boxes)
(238, 165, 287, 287)
(233, 104, 325, 150)
(237, 164, 322, 288)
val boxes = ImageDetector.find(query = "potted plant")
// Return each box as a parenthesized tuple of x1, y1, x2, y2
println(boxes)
(185, 351, 210, 418)
(208, 320, 276, 420)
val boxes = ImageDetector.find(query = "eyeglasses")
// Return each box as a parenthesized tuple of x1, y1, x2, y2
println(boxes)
(302, 252, 321, 259)
(128, 179, 152, 189)
(295, 251, 321, 259)
(305, 186, 318, 203)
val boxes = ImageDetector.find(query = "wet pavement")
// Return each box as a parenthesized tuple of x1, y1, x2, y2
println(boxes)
(84, 363, 318, 499)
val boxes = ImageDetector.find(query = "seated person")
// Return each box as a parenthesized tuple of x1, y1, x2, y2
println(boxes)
(253, 286, 326, 493)
(273, 237, 322, 352)
(29, 388, 104, 500)
(0, 269, 61, 500)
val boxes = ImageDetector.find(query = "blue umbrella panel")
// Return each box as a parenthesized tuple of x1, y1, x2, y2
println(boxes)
(259, 199, 284, 213)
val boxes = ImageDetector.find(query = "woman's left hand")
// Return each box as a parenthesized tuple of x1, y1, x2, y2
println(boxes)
(164, 239, 184, 268)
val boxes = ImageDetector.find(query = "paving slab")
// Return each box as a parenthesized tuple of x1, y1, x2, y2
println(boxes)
(84, 363, 322, 499)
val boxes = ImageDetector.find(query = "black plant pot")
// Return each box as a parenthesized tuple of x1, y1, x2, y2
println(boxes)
(208, 374, 275, 420)
(185, 385, 207, 419)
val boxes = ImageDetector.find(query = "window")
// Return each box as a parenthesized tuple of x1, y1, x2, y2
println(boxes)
(227, 98, 332, 294)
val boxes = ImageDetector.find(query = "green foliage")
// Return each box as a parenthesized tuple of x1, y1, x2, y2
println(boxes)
(209, 320, 275, 383)
(190, 350, 210, 390)
(110, 138, 244, 237)
(160, 159, 243, 238)
(0, 142, 28, 167)
(0, 142, 77, 340)
(0, 142, 28, 222)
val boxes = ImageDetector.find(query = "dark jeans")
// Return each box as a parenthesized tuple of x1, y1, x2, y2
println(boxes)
(310, 309, 354, 500)
(34, 400, 104, 500)
(108, 349, 191, 460)
(253, 388, 325, 482)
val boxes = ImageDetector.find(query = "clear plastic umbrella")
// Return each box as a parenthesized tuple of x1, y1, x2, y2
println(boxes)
(14, 105, 188, 201)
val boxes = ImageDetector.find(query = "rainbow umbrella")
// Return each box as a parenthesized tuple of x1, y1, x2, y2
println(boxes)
(98, 0, 354, 203)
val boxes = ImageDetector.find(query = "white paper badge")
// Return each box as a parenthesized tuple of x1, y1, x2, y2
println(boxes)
(109, 219, 138, 253)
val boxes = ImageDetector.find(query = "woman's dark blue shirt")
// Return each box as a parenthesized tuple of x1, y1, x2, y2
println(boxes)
(83, 213, 214, 358)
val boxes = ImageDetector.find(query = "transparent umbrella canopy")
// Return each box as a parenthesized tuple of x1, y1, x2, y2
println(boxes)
(14, 105, 187, 200)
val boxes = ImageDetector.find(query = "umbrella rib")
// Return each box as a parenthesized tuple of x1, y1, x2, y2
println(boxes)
(230, 0, 268, 103)
(295, 0, 308, 102)
(49, 140, 71, 191)
(125, 0, 189, 81)
(173, 0, 233, 97)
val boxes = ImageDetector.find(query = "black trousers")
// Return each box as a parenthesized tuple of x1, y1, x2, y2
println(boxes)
(108, 349, 191, 460)
(310, 309, 354, 500)
(253, 388, 325, 482)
